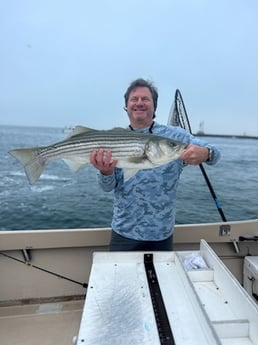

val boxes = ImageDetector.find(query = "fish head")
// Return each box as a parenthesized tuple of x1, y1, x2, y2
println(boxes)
(146, 137, 187, 165)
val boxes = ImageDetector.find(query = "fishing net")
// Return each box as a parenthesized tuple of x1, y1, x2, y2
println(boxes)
(167, 88, 227, 222)
(167, 89, 192, 133)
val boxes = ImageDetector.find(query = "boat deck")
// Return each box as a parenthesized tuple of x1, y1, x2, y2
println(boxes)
(1, 222, 258, 344)
(0, 299, 84, 345)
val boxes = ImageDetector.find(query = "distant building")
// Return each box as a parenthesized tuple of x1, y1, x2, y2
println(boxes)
(196, 121, 205, 135)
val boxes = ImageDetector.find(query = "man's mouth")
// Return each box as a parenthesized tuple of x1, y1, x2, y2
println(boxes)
(133, 108, 146, 112)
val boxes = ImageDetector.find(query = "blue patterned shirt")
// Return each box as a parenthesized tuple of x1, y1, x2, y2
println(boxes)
(97, 122, 220, 241)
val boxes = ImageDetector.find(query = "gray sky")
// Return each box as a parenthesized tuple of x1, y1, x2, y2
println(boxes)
(1, 0, 257, 135)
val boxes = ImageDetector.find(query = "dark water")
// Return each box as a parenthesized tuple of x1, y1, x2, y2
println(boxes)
(1, 125, 257, 230)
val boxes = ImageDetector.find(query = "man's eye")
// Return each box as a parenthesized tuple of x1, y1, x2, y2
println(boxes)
(129, 97, 151, 102)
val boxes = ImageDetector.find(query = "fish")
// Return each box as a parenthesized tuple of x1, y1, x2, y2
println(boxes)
(9, 126, 187, 184)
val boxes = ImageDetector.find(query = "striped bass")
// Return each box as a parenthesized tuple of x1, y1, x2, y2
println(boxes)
(9, 126, 187, 184)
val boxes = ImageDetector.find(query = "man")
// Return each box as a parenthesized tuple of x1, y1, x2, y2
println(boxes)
(90, 78, 220, 251)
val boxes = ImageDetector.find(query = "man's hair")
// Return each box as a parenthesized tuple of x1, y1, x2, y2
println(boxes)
(124, 78, 158, 112)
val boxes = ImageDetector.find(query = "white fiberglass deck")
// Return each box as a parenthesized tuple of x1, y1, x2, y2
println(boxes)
(75, 240, 258, 345)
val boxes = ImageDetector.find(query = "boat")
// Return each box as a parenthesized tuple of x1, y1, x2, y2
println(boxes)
(1, 219, 258, 344)
(1, 89, 257, 343)
(63, 125, 76, 134)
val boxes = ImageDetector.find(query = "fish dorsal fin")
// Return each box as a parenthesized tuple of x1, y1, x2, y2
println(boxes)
(68, 126, 97, 138)
(68, 126, 128, 138)
(111, 127, 130, 132)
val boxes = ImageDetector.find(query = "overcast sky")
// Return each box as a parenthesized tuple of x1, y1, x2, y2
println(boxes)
(1, 0, 257, 135)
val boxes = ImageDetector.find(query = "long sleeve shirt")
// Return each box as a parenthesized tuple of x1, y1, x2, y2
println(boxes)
(97, 122, 220, 241)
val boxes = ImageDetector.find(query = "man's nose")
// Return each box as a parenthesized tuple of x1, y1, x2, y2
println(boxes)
(136, 98, 144, 104)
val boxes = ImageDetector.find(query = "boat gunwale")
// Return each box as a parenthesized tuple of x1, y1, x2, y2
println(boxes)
(0, 219, 257, 251)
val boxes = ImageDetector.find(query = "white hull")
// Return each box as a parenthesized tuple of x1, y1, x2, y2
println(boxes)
(1, 220, 258, 344)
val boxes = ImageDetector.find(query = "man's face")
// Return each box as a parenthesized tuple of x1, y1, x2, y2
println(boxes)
(126, 87, 155, 127)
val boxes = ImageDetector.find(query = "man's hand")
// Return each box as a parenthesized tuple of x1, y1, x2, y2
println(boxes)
(90, 149, 118, 175)
(180, 144, 209, 165)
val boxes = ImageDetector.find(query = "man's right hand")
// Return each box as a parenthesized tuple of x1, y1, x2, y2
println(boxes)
(90, 149, 118, 175)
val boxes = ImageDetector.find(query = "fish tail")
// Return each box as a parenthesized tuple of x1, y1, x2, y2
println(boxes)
(9, 148, 46, 184)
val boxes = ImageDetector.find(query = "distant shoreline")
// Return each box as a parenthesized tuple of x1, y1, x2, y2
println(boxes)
(195, 133, 258, 140)
(1, 125, 258, 139)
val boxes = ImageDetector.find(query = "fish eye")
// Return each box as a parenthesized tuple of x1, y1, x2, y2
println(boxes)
(167, 140, 177, 147)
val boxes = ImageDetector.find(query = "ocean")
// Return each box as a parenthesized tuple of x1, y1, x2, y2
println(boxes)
(0, 125, 257, 231)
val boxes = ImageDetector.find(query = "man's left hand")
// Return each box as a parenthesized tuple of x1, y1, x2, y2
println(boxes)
(180, 144, 209, 165)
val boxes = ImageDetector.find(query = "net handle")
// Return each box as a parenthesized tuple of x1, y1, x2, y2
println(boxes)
(168, 89, 227, 223)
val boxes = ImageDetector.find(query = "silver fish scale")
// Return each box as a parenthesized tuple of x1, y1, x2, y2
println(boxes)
(37, 130, 149, 161)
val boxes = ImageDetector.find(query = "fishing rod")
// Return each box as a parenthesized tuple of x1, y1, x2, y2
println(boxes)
(0, 251, 88, 288)
(168, 89, 227, 222)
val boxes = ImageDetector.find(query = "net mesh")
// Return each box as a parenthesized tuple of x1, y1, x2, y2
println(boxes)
(167, 89, 192, 133)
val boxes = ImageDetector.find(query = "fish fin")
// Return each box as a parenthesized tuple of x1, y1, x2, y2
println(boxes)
(111, 127, 129, 131)
(63, 158, 89, 172)
(123, 168, 139, 181)
(127, 156, 146, 164)
(67, 126, 97, 138)
(9, 148, 45, 184)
